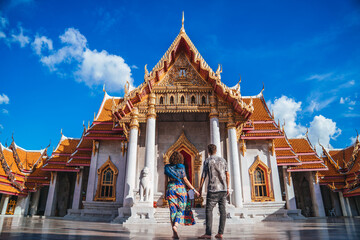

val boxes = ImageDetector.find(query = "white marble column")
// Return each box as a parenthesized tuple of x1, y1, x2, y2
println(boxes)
(14, 194, 31, 216)
(345, 197, 353, 217)
(86, 141, 100, 202)
(209, 95, 222, 156)
(144, 93, 156, 204)
(338, 192, 348, 217)
(29, 190, 41, 216)
(307, 172, 325, 217)
(123, 107, 139, 207)
(72, 169, 84, 210)
(45, 172, 59, 217)
(227, 110, 243, 208)
(282, 167, 297, 210)
(269, 153, 282, 202)
(0, 195, 10, 215)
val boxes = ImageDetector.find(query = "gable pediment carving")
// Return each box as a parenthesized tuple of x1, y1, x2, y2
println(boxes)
(154, 53, 212, 89)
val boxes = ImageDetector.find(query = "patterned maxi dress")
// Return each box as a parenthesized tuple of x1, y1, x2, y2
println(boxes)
(165, 164, 195, 225)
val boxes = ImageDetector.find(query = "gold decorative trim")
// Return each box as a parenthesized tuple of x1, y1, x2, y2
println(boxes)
(248, 155, 274, 202)
(227, 109, 236, 129)
(147, 92, 157, 119)
(240, 139, 246, 156)
(130, 107, 139, 130)
(209, 94, 219, 119)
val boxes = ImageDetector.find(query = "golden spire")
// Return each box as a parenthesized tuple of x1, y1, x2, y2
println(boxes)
(181, 11, 185, 33)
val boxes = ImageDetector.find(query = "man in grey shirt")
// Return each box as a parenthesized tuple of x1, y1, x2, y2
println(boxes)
(198, 144, 230, 239)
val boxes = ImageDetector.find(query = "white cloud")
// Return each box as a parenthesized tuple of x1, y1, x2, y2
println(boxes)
(2, 109, 8, 114)
(0, 94, 9, 104)
(131, 65, 138, 69)
(349, 101, 356, 106)
(306, 97, 336, 113)
(40, 28, 133, 92)
(41, 28, 86, 69)
(267, 95, 306, 138)
(32, 35, 53, 55)
(340, 97, 345, 104)
(0, 32, 5, 39)
(306, 72, 333, 81)
(76, 49, 133, 92)
(0, 124, 3, 130)
(308, 115, 341, 154)
(11, 26, 30, 47)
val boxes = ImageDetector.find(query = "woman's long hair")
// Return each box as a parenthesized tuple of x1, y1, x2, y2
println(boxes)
(169, 151, 184, 165)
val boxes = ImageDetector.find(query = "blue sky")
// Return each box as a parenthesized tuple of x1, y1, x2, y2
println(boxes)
(0, 0, 359, 152)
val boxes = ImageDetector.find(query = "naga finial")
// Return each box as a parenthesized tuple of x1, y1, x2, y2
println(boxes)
(260, 82, 265, 95)
(305, 128, 309, 138)
(216, 64, 222, 79)
(356, 129, 359, 143)
(60, 128, 63, 136)
(103, 84, 106, 93)
(124, 81, 130, 97)
(235, 74, 241, 92)
(144, 64, 149, 79)
(181, 11, 185, 33)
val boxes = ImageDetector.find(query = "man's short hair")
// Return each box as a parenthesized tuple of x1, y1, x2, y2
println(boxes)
(208, 144, 217, 155)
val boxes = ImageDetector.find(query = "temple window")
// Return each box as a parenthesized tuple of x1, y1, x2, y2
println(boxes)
(191, 95, 196, 104)
(254, 167, 267, 197)
(159, 96, 164, 105)
(181, 96, 185, 104)
(170, 96, 174, 104)
(202, 96, 206, 105)
(94, 156, 118, 201)
(248, 156, 274, 202)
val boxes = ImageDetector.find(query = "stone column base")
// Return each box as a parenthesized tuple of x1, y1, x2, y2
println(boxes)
(112, 202, 156, 224)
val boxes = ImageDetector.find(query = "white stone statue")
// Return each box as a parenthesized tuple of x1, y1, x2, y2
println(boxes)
(139, 167, 151, 202)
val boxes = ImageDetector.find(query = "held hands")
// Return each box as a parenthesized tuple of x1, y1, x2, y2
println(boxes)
(193, 189, 200, 198)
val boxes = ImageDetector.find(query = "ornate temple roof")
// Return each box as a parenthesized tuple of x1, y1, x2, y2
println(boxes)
(0, 141, 50, 196)
(112, 18, 254, 122)
(287, 137, 328, 172)
(42, 134, 80, 172)
(319, 137, 360, 196)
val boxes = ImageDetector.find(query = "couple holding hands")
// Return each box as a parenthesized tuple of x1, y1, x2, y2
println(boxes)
(164, 144, 230, 239)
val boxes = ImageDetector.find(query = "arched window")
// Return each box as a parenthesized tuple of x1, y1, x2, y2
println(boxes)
(159, 96, 164, 105)
(181, 96, 185, 104)
(202, 96, 206, 105)
(191, 95, 196, 104)
(95, 156, 118, 201)
(248, 156, 274, 202)
(254, 167, 267, 197)
(170, 96, 174, 104)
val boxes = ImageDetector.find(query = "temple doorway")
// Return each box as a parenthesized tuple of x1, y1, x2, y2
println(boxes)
(163, 132, 203, 207)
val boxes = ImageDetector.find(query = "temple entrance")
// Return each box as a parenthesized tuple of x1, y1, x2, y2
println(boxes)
(180, 149, 193, 184)
(163, 132, 203, 207)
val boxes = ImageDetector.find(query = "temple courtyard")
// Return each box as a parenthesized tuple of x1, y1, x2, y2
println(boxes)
(0, 216, 358, 239)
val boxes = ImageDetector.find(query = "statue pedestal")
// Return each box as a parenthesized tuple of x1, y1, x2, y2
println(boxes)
(112, 202, 156, 224)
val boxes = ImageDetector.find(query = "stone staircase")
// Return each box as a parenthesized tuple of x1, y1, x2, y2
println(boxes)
(154, 208, 206, 224)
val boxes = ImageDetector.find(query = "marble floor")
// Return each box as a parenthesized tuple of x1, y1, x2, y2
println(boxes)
(0, 216, 359, 239)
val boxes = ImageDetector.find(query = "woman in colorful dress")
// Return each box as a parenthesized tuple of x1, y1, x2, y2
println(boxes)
(165, 151, 200, 239)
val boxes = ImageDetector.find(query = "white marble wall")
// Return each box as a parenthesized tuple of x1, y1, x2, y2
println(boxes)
(240, 140, 283, 203)
(86, 140, 127, 204)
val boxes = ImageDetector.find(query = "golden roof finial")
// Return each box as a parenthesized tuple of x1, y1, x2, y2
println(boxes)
(181, 11, 185, 33)
(356, 129, 359, 144)
(103, 84, 106, 93)
(60, 128, 63, 136)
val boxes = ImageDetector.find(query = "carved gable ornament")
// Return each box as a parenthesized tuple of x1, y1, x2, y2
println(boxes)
(156, 53, 211, 88)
